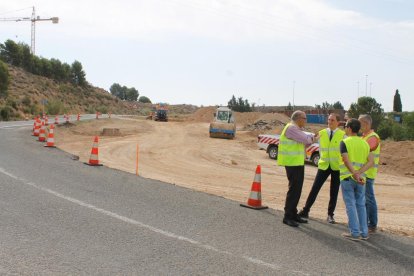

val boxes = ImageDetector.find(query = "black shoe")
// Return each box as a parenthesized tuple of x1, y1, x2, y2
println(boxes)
(327, 215, 335, 224)
(294, 216, 308, 223)
(298, 210, 309, 219)
(283, 219, 299, 227)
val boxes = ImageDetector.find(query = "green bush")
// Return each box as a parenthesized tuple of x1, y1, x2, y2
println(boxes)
(46, 100, 64, 115)
(6, 98, 17, 109)
(0, 106, 12, 120)
(377, 119, 393, 140)
(30, 104, 41, 115)
(0, 60, 9, 98)
(402, 112, 414, 140)
(22, 95, 31, 106)
(392, 123, 407, 141)
(96, 105, 108, 114)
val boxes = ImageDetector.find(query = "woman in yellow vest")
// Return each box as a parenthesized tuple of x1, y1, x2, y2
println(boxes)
(278, 110, 319, 227)
(339, 119, 374, 241)
(359, 114, 381, 233)
(298, 113, 345, 224)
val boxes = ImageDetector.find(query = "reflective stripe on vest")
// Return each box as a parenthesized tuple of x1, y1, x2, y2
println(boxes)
(318, 129, 345, 171)
(277, 123, 305, 166)
(363, 132, 381, 179)
(339, 136, 370, 181)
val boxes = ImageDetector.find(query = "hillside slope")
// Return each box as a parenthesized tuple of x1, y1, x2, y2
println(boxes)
(1, 65, 137, 119)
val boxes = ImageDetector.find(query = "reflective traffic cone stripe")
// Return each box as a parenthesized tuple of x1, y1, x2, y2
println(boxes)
(85, 136, 103, 166)
(240, 165, 268, 210)
(38, 121, 46, 142)
(44, 124, 56, 147)
(33, 119, 40, 136)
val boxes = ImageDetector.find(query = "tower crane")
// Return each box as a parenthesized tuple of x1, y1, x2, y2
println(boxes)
(0, 6, 58, 55)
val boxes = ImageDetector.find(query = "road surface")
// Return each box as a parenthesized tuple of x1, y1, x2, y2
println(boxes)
(0, 121, 413, 275)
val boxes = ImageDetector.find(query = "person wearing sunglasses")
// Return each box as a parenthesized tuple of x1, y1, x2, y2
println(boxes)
(278, 110, 319, 227)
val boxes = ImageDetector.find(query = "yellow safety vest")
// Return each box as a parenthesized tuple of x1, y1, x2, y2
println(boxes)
(277, 123, 305, 166)
(339, 136, 370, 181)
(318, 129, 345, 171)
(363, 132, 381, 179)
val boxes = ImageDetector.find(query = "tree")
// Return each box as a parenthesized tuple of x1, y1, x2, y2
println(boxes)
(71, 60, 86, 86)
(348, 96, 384, 130)
(0, 39, 22, 66)
(402, 112, 414, 140)
(332, 101, 344, 110)
(110, 83, 123, 99)
(393, 89, 402, 112)
(227, 95, 252, 112)
(0, 60, 9, 98)
(126, 87, 139, 101)
(286, 102, 293, 111)
(138, 96, 151, 103)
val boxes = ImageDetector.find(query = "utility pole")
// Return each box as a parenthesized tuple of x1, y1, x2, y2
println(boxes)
(0, 6, 59, 55)
(292, 81, 295, 110)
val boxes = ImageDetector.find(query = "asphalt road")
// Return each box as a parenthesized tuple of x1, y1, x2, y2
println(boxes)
(0, 121, 413, 275)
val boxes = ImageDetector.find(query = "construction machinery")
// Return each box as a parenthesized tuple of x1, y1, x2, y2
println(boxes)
(209, 106, 236, 139)
(153, 103, 168, 122)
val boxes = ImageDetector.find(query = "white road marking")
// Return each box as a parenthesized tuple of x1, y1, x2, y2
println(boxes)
(0, 167, 309, 275)
(0, 123, 33, 129)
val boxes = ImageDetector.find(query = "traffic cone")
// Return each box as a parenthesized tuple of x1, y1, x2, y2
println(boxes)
(33, 119, 40, 136)
(44, 124, 56, 148)
(38, 121, 46, 142)
(96, 112, 99, 119)
(55, 115, 59, 125)
(45, 116, 49, 126)
(85, 136, 103, 166)
(240, 165, 268, 210)
(77, 113, 80, 121)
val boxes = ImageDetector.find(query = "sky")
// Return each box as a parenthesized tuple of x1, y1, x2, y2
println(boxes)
(0, 0, 413, 111)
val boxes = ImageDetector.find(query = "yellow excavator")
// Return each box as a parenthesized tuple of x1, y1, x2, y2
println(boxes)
(209, 107, 236, 139)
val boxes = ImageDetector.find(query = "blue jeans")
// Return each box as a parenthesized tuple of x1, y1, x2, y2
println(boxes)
(341, 178, 368, 237)
(365, 178, 378, 228)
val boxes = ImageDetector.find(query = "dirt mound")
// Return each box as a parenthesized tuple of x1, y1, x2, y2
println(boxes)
(186, 106, 217, 123)
(380, 140, 414, 177)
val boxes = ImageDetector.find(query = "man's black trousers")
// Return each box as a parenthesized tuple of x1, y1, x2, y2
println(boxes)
(284, 166, 305, 220)
(302, 166, 340, 216)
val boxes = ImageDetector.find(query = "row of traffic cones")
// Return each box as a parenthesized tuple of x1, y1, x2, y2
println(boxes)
(32, 116, 102, 166)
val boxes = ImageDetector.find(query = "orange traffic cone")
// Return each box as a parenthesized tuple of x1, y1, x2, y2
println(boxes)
(45, 116, 49, 126)
(44, 124, 56, 148)
(85, 136, 103, 166)
(55, 115, 59, 125)
(77, 113, 80, 121)
(38, 121, 46, 142)
(240, 165, 268, 210)
(33, 118, 40, 136)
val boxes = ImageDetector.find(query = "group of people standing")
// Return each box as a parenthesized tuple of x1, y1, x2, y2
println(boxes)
(278, 110, 380, 241)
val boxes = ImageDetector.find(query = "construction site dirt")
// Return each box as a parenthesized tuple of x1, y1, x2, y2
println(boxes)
(55, 108, 414, 238)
